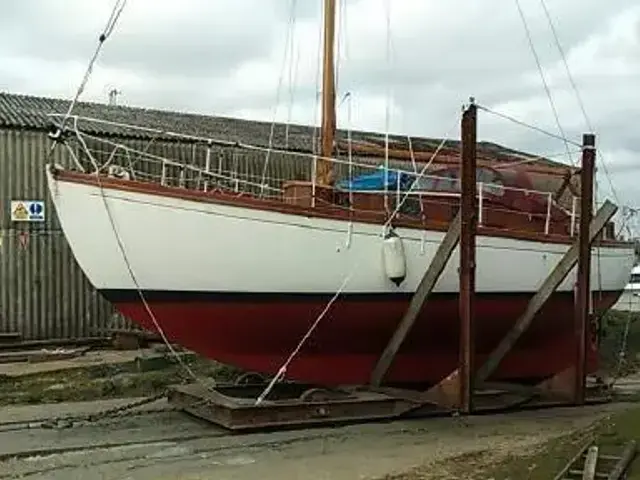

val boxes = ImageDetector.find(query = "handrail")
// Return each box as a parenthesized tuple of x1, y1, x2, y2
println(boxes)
(52, 112, 576, 199)
(62, 118, 580, 237)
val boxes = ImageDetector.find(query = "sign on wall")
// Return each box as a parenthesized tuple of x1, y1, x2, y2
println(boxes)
(10, 200, 45, 222)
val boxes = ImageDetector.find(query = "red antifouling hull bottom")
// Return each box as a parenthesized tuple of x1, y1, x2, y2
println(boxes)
(102, 290, 618, 386)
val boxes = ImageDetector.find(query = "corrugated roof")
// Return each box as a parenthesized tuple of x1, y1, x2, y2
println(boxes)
(0, 91, 569, 170)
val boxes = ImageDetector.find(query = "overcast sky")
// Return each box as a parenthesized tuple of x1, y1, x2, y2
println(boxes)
(1, 0, 639, 224)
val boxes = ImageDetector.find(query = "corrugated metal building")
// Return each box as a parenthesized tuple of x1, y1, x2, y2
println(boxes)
(0, 91, 574, 344)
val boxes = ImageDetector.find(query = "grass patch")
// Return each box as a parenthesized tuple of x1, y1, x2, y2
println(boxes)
(478, 404, 640, 480)
(384, 404, 640, 480)
(599, 309, 640, 376)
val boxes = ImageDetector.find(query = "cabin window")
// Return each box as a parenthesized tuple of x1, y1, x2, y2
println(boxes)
(630, 273, 640, 284)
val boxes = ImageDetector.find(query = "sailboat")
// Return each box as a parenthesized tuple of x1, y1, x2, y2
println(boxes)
(45, 0, 635, 387)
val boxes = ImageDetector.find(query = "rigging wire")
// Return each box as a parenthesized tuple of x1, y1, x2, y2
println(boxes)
(55, 0, 127, 136)
(384, 9, 426, 226)
(284, 7, 302, 148)
(512, 0, 575, 167)
(259, 0, 299, 194)
(536, 0, 613, 317)
(476, 104, 582, 150)
(346, 93, 354, 213)
(383, 0, 392, 212)
(618, 208, 638, 239)
(340, 0, 350, 77)
(538, 0, 621, 208)
(537, 9, 611, 335)
(338, 0, 353, 211)
(493, 149, 583, 170)
(331, 0, 347, 164)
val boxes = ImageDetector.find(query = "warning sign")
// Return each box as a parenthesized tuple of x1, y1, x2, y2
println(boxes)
(10, 200, 45, 222)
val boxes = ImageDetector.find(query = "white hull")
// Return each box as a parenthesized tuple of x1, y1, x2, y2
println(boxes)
(46, 168, 635, 296)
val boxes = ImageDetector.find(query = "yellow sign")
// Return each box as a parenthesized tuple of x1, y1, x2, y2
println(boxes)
(11, 202, 29, 221)
(10, 200, 45, 222)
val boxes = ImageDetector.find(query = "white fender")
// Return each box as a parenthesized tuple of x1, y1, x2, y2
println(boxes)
(382, 230, 406, 286)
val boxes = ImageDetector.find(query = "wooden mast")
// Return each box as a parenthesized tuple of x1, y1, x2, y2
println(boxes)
(317, 0, 337, 186)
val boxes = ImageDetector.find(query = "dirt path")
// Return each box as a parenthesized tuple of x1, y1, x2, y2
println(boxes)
(2, 400, 632, 480)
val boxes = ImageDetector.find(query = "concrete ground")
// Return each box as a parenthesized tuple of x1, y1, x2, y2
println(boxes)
(0, 397, 633, 480)
(1, 349, 638, 479)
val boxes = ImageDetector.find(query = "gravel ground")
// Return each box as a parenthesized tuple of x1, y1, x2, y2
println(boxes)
(0, 398, 632, 480)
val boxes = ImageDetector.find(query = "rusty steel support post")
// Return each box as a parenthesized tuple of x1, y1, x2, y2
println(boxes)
(458, 99, 478, 413)
(575, 133, 595, 405)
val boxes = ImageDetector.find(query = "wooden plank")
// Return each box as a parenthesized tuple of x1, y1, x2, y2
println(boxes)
(553, 442, 593, 480)
(369, 211, 462, 387)
(555, 441, 636, 480)
(583, 445, 599, 480)
(474, 200, 618, 384)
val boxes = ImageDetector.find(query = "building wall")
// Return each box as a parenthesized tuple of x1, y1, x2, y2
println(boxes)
(0, 128, 124, 342)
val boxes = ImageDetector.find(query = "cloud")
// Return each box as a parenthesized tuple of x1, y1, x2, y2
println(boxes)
(0, 0, 639, 214)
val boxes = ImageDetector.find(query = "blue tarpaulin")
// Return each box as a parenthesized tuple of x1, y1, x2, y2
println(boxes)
(335, 169, 415, 191)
